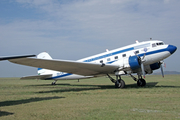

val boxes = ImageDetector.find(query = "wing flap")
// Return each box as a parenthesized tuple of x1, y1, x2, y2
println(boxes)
(9, 58, 119, 76)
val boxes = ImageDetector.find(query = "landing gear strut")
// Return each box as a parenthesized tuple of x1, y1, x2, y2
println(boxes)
(129, 74, 146, 87)
(107, 74, 125, 88)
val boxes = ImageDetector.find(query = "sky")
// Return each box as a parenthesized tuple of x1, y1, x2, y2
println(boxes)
(0, 0, 179, 77)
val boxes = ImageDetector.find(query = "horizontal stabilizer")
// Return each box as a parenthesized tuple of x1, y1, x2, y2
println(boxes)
(0, 55, 36, 61)
(21, 74, 52, 80)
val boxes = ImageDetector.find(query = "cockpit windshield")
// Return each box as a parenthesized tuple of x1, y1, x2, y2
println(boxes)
(156, 42, 164, 45)
(152, 42, 164, 47)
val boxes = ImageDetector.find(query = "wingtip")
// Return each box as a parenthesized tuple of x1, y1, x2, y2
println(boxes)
(0, 54, 36, 61)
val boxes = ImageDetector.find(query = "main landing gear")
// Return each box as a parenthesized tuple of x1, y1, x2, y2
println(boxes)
(107, 74, 125, 88)
(107, 74, 146, 88)
(129, 74, 146, 87)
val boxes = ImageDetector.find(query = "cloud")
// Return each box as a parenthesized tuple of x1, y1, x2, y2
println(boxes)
(0, 0, 180, 77)
(3, 0, 180, 47)
(1, 0, 180, 52)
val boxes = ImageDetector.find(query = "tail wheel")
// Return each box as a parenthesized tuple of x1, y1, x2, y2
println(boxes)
(51, 80, 57, 85)
(115, 80, 125, 88)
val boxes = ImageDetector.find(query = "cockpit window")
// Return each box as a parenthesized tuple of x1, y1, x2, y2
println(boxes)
(156, 42, 164, 46)
(152, 42, 164, 47)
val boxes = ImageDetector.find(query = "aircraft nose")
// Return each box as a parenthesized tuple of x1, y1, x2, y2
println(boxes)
(167, 45, 177, 54)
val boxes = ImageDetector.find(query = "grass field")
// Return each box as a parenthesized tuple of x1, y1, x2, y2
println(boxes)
(0, 75, 180, 120)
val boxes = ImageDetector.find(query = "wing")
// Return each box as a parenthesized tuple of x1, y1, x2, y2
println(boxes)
(9, 58, 119, 76)
(21, 74, 52, 80)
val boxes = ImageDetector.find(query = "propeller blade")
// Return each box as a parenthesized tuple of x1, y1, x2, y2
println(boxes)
(164, 62, 166, 68)
(142, 53, 146, 60)
(160, 64, 164, 78)
(141, 63, 145, 78)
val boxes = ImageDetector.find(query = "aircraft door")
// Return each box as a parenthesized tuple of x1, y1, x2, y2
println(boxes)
(118, 57, 130, 69)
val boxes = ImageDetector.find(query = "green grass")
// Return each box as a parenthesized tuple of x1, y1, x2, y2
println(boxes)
(0, 75, 180, 120)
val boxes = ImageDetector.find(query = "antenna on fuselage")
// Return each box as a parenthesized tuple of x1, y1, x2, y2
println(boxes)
(136, 40, 139, 43)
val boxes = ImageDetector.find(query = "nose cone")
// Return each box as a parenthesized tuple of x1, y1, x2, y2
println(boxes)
(167, 45, 177, 54)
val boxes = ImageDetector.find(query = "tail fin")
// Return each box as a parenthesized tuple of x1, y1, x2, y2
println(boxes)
(37, 52, 55, 75)
(37, 52, 52, 60)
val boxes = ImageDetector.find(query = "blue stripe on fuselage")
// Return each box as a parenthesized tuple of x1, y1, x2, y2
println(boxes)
(138, 47, 170, 57)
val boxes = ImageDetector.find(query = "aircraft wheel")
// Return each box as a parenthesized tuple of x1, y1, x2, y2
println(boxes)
(137, 79, 146, 87)
(51, 82, 56, 85)
(115, 80, 125, 88)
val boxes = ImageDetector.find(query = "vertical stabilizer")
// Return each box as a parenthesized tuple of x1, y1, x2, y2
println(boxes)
(37, 52, 55, 75)
(37, 52, 52, 60)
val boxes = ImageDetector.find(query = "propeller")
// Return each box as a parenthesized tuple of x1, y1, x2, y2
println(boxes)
(135, 50, 165, 78)
(134, 52, 146, 78)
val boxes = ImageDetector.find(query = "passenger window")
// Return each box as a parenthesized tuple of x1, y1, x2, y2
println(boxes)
(100, 60, 103, 63)
(135, 50, 139, 54)
(107, 58, 110, 61)
(115, 56, 118, 59)
(122, 54, 126, 57)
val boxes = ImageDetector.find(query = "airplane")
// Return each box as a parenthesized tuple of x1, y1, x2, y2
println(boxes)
(0, 40, 177, 88)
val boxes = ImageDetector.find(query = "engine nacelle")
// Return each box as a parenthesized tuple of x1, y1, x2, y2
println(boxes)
(118, 56, 161, 73)
(129, 56, 141, 70)
(150, 62, 161, 70)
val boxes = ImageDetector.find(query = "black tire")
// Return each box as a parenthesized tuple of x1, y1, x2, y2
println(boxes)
(137, 79, 146, 87)
(51, 82, 56, 85)
(115, 80, 125, 88)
